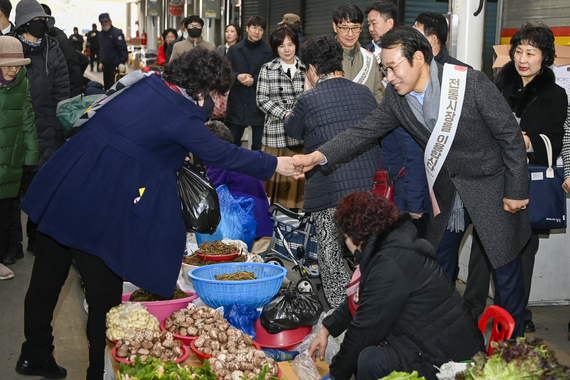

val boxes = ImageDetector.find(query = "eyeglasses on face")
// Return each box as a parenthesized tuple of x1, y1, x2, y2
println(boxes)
(187, 24, 202, 29)
(336, 24, 362, 34)
(379, 58, 407, 77)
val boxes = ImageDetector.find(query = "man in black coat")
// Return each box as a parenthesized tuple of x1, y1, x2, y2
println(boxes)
(225, 15, 273, 151)
(69, 26, 83, 51)
(165, 17, 189, 64)
(98, 12, 128, 90)
(0, 0, 14, 35)
(85, 23, 100, 72)
(40, 4, 84, 97)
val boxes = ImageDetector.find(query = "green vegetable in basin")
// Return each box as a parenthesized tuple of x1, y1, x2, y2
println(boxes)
(457, 336, 570, 380)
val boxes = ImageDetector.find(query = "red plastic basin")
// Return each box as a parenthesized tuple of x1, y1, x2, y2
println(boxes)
(112, 344, 190, 364)
(159, 319, 198, 346)
(254, 318, 312, 351)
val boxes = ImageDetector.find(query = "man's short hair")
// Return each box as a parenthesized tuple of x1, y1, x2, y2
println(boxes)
(365, 1, 397, 22)
(332, 3, 364, 25)
(185, 15, 204, 28)
(299, 34, 343, 75)
(247, 15, 267, 30)
(380, 25, 434, 65)
(0, 0, 12, 18)
(414, 12, 448, 46)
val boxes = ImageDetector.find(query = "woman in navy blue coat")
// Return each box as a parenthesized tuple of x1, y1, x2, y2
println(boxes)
(15, 48, 299, 380)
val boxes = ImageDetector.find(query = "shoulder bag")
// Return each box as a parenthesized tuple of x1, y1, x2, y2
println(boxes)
(527, 134, 567, 230)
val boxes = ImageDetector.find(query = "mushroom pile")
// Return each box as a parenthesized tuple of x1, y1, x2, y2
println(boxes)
(194, 326, 279, 380)
(114, 329, 185, 363)
(164, 303, 227, 337)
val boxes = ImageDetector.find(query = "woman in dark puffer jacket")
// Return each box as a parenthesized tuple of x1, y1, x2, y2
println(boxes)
(9, 0, 69, 254)
(309, 192, 485, 380)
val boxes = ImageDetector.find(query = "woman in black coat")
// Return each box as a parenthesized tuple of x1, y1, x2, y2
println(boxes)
(463, 22, 567, 331)
(8, 0, 69, 256)
(308, 191, 484, 380)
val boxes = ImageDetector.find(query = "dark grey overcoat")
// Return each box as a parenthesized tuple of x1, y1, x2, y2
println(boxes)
(319, 62, 531, 269)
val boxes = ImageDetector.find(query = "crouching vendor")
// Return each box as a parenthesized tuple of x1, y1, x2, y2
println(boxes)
(309, 191, 485, 380)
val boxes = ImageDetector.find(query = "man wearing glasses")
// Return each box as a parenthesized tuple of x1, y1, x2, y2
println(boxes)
(332, 3, 384, 102)
(292, 26, 530, 340)
(170, 15, 215, 61)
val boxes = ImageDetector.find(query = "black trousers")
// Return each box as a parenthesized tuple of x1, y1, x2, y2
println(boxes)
(20, 232, 122, 380)
(0, 198, 12, 259)
(89, 51, 99, 71)
(357, 346, 394, 380)
(227, 123, 263, 151)
(434, 209, 526, 338)
(102, 65, 117, 90)
(463, 231, 539, 321)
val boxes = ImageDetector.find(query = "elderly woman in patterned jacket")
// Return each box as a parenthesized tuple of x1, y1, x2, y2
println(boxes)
(256, 24, 306, 209)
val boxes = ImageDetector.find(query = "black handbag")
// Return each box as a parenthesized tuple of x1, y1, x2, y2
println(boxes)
(176, 161, 221, 234)
(527, 134, 567, 230)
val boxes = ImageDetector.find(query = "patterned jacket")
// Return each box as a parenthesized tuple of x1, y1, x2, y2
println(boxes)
(256, 57, 305, 148)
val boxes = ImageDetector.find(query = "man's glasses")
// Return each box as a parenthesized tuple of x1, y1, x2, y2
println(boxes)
(187, 24, 202, 29)
(336, 24, 362, 34)
(379, 58, 407, 77)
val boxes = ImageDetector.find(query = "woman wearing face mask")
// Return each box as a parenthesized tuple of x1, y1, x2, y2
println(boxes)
(15, 47, 299, 380)
(0, 36, 38, 279)
(9, 0, 69, 256)
(217, 23, 241, 56)
(256, 25, 306, 209)
(156, 28, 177, 66)
(463, 22, 567, 333)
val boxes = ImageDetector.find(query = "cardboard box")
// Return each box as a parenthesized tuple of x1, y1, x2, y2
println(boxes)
(493, 44, 570, 68)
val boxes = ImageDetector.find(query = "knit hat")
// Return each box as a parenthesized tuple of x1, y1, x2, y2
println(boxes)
(0, 36, 31, 66)
(14, 0, 55, 29)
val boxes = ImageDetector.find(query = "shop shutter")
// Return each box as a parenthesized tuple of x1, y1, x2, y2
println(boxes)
(268, 0, 302, 34)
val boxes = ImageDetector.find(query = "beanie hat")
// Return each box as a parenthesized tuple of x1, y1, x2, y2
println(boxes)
(0, 36, 31, 66)
(15, 0, 55, 29)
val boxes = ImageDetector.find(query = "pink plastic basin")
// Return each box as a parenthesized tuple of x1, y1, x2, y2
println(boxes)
(121, 291, 198, 322)
(254, 318, 312, 351)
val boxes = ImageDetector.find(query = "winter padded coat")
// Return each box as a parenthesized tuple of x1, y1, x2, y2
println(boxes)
(0, 66, 39, 199)
(323, 216, 485, 380)
(16, 34, 70, 168)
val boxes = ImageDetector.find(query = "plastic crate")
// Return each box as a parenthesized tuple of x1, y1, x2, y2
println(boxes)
(189, 263, 287, 308)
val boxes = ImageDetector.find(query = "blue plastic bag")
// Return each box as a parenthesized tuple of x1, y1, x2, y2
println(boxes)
(262, 349, 300, 361)
(195, 185, 257, 250)
(224, 304, 259, 340)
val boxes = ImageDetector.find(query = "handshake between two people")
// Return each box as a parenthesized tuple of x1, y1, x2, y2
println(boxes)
(275, 151, 326, 179)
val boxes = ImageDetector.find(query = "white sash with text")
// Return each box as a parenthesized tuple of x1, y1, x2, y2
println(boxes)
(424, 63, 468, 216)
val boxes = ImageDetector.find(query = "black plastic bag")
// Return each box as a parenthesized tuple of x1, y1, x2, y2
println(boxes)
(260, 288, 323, 334)
(176, 161, 221, 234)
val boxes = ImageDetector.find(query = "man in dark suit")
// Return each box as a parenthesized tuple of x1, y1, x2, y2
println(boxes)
(0, 0, 14, 35)
(86, 23, 100, 72)
(293, 26, 531, 338)
(224, 15, 273, 151)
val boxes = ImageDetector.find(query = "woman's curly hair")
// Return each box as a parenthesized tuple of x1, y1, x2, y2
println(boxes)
(335, 191, 401, 247)
(509, 22, 556, 67)
(163, 47, 233, 100)
(299, 34, 343, 75)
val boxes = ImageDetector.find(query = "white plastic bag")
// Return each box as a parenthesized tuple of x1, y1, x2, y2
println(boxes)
(292, 350, 320, 380)
(292, 310, 344, 364)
